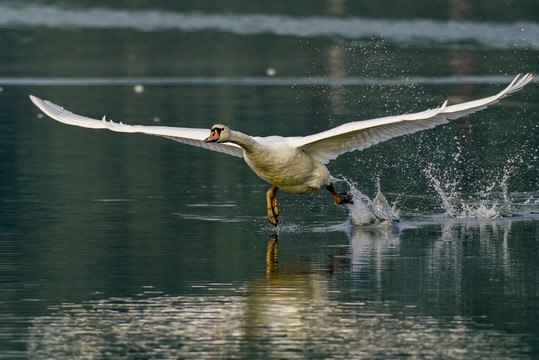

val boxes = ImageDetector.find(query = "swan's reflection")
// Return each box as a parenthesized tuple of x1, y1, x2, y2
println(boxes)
(242, 233, 333, 352)
(265, 233, 278, 274)
(28, 222, 532, 359)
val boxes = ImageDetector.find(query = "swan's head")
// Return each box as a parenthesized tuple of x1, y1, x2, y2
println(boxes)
(204, 124, 230, 143)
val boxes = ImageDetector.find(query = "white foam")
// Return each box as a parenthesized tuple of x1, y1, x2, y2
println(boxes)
(423, 162, 515, 219)
(344, 179, 399, 226)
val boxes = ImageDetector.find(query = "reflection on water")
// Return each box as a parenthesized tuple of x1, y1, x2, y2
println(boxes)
(1, 3, 537, 50)
(3, 74, 533, 87)
(28, 221, 536, 359)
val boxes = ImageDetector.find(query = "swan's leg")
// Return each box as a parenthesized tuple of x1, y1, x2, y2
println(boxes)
(272, 192, 279, 217)
(266, 185, 280, 225)
(326, 184, 353, 205)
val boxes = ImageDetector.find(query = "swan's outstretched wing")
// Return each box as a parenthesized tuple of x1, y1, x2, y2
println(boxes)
(29, 95, 244, 158)
(293, 73, 533, 164)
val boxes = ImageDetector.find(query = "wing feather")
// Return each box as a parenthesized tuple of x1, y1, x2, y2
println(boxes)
(29, 95, 244, 158)
(294, 73, 532, 164)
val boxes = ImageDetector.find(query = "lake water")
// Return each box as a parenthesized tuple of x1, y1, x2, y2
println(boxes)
(1, 1, 538, 359)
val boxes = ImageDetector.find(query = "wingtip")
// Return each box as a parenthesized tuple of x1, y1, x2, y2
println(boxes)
(520, 72, 533, 85)
(505, 73, 534, 95)
(29, 95, 48, 113)
(29, 94, 40, 105)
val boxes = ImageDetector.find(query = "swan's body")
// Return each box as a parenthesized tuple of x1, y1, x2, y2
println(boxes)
(217, 129, 331, 194)
(29, 73, 533, 225)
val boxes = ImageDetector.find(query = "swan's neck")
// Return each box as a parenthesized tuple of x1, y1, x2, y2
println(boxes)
(227, 130, 260, 152)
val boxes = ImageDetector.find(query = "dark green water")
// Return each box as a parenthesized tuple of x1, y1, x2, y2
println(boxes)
(1, 1, 538, 358)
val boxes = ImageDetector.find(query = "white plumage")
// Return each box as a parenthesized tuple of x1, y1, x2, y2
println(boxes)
(29, 73, 533, 225)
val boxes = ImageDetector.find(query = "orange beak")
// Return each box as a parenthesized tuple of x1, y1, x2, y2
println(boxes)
(204, 129, 220, 143)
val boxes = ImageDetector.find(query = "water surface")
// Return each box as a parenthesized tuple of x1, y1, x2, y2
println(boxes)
(0, 1, 538, 358)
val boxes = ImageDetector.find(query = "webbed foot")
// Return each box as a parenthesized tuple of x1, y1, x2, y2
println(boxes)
(336, 191, 354, 204)
(326, 184, 354, 205)
(266, 185, 279, 225)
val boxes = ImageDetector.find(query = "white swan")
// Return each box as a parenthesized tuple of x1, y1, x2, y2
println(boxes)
(29, 73, 533, 225)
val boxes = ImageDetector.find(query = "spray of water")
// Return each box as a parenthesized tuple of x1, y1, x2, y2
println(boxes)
(422, 161, 517, 219)
(342, 178, 399, 226)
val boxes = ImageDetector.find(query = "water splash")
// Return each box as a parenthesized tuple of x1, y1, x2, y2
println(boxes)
(344, 179, 399, 226)
(423, 162, 515, 219)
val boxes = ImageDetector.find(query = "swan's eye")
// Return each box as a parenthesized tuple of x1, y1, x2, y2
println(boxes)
(211, 128, 224, 136)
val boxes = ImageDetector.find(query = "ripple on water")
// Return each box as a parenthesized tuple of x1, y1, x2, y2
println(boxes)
(28, 292, 532, 359)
